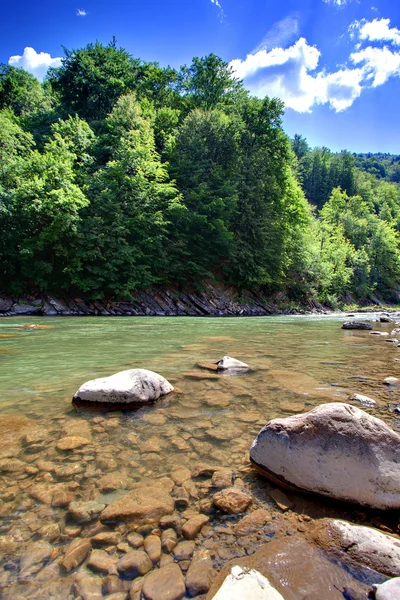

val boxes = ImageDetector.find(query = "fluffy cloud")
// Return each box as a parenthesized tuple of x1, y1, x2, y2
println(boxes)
(230, 38, 363, 112)
(322, 0, 357, 6)
(351, 18, 400, 45)
(230, 15, 400, 113)
(77, 8, 87, 16)
(8, 47, 62, 81)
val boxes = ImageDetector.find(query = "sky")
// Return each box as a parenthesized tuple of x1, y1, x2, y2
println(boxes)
(1, 0, 400, 153)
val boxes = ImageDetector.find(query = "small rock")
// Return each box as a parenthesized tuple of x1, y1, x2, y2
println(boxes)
(349, 393, 377, 407)
(213, 488, 252, 514)
(173, 541, 195, 561)
(217, 356, 249, 371)
(56, 436, 91, 450)
(186, 549, 214, 596)
(141, 563, 186, 600)
(161, 529, 178, 553)
(117, 550, 153, 579)
(384, 377, 400, 386)
(235, 509, 270, 536)
(69, 500, 106, 523)
(62, 538, 91, 572)
(19, 541, 53, 580)
(342, 322, 372, 330)
(269, 489, 294, 512)
(127, 533, 144, 548)
(182, 514, 209, 540)
(170, 465, 191, 486)
(143, 535, 161, 564)
(211, 469, 233, 489)
(91, 532, 122, 546)
(88, 549, 117, 574)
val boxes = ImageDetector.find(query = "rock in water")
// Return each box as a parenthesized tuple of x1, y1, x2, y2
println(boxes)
(375, 578, 400, 600)
(250, 403, 400, 509)
(141, 563, 186, 600)
(217, 356, 249, 371)
(348, 393, 377, 407)
(211, 566, 285, 600)
(342, 322, 373, 330)
(73, 368, 173, 405)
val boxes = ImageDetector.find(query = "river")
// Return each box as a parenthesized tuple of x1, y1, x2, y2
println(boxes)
(0, 314, 399, 599)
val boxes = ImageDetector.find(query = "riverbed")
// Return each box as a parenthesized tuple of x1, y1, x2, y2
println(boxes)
(0, 314, 399, 599)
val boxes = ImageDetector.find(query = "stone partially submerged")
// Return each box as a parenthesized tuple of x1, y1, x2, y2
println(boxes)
(250, 403, 400, 509)
(73, 368, 173, 405)
(342, 321, 372, 330)
(217, 356, 249, 371)
(211, 566, 284, 600)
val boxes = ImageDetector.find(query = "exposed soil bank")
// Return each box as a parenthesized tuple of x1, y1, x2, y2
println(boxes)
(0, 283, 335, 317)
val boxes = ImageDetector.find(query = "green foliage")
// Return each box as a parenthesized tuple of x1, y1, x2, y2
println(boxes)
(2, 40, 400, 303)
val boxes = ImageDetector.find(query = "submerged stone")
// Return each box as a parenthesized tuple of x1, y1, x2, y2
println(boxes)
(342, 322, 373, 330)
(211, 565, 284, 600)
(217, 356, 249, 371)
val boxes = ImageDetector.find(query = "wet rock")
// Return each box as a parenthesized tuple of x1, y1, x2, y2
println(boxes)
(141, 563, 185, 600)
(127, 532, 144, 548)
(375, 577, 400, 600)
(143, 535, 161, 563)
(38, 523, 60, 542)
(235, 509, 270, 536)
(182, 514, 209, 540)
(250, 402, 400, 509)
(211, 565, 285, 600)
(348, 393, 377, 407)
(87, 549, 118, 574)
(380, 316, 392, 323)
(102, 575, 131, 595)
(268, 489, 294, 512)
(130, 576, 145, 600)
(62, 538, 91, 572)
(173, 540, 195, 561)
(384, 377, 400, 386)
(0, 458, 26, 473)
(91, 532, 122, 546)
(100, 478, 174, 522)
(191, 463, 218, 478)
(197, 361, 219, 371)
(105, 593, 128, 600)
(217, 356, 249, 371)
(213, 488, 252, 514)
(73, 571, 103, 600)
(69, 500, 106, 523)
(52, 490, 75, 507)
(171, 465, 191, 486)
(161, 528, 178, 553)
(117, 550, 152, 579)
(98, 473, 129, 493)
(313, 519, 400, 577)
(73, 369, 174, 405)
(56, 436, 91, 450)
(19, 540, 53, 580)
(186, 549, 214, 596)
(211, 469, 233, 489)
(159, 515, 182, 535)
(342, 322, 373, 330)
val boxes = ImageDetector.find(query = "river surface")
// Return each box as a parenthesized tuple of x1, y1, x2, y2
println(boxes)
(0, 314, 399, 599)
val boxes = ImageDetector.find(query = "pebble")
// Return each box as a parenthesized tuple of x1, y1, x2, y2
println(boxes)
(62, 538, 91, 572)
(117, 550, 153, 578)
(173, 540, 195, 561)
(213, 488, 253, 514)
(161, 528, 178, 553)
(143, 535, 161, 563)
(186, 549, 214, 596)
(182, 514, 210, 540)
(141, 563, 186, 600)
(87, 549, 118, 574)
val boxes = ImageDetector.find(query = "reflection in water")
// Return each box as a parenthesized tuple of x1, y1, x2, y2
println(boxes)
(0, 314, 399, 598)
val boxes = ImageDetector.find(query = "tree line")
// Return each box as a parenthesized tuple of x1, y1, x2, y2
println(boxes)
(1, 40, 400, 306)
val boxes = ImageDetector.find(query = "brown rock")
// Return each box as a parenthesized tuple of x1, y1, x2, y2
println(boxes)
(117, 550, 153, 578)
(171, 465, 191, 486)
(51, 490, 74, 508)
(98, 473, 128, 492)
(211, 469, 233, 489)
(62, 538, 91, 572)
(100, 478, 174, 523)
(159, 515, 182, 534)
(69, 500, 106, 523)
(0, 458, 26, 473)
(127, 532, 144, 548)
(144, 535, 161, 563)
(173, 541, 195, 561)
(182, 514, 209, 540)
(186, 549, 214, 596)
(19, 541, 53, 580)
(88, 549, 118, 574)
(142, 563, 185, 600)
(269, 488, 294, 512)
(91, 531, 122, 546)
(56, 436, 91, 451)
(235, 509, 270, 535)
(213, 488, 252, 514)
(73, 572, 103, 600)
(161, 528, 178, 553)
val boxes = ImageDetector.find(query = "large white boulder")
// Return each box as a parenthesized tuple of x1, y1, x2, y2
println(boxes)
(375, 578, 400, 600)
(211, 566, 284, 600)
(250, 403, 400, 509)
(73, 369, 173, 405)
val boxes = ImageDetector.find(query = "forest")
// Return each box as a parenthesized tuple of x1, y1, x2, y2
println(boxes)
(1, 40, 400, 306)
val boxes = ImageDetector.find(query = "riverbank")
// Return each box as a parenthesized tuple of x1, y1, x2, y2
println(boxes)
(0, 283, 393, 317)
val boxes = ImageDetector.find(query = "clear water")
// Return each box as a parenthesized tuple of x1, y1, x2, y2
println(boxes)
(0, 314, 398, 599)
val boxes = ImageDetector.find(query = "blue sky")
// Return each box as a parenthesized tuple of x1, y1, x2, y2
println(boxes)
(1, 0, 400, 153)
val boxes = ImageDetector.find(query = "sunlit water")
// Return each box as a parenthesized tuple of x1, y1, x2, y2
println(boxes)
(0, 314, 399, 599)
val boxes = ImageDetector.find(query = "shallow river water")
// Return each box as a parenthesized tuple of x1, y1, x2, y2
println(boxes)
(0, 314, 399, 599)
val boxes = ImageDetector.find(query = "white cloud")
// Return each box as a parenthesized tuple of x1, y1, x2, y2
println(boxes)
(229, 38, 363, 113)
(351, 18, 400, 45)
(323, 0, 357, 6)
(77, 8, 87, 16)
(351, 46, 400, 86)
(8, 47, 62, 81)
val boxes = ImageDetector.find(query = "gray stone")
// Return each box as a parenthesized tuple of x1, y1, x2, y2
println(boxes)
(348, 393, 377, 407)
(375, 578, 400, 600)
(342, 321, 372, 330)
(217, 356, 249, 371)
(73, 368, 173, 404)
(250, 403, 400, 509)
